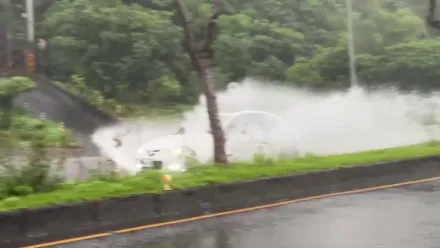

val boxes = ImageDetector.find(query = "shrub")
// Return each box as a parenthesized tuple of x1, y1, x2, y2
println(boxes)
(0, 160, 64, 198)
(0, 141, 65, 199)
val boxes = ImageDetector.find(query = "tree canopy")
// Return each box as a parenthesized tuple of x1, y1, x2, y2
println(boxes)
(16, 0, 439, 106)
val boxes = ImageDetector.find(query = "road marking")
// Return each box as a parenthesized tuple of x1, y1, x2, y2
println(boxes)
(24, 176, 440, 248)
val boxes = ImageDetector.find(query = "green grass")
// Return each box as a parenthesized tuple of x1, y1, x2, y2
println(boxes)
(0, 142, 439, 212)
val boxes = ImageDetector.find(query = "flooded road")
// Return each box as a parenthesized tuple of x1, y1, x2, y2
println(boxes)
(53, 181, 440, 248)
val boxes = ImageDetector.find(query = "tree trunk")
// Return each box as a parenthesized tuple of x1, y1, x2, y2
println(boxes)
(0, 95, 13, 129)
(428, 0, 440, 30)
(174, 0, 228, 165)
(197, 53, 227, 164)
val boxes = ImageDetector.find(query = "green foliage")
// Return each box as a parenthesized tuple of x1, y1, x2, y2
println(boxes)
(289, 38, 440, 91)
(0, 77, 36, 129)
(0, 162, 63, 199)
(0, 134, 66, 201)
(372, 39, 440, 89)
(0, 110, 77, 148)
(0, 142, 439, 211)
(54, 75, 191, 117)
(54, 75, 127, 116)
(41, 0, 184, 104)
(0, 77, 35, 96)
(35, 0, 439, 104)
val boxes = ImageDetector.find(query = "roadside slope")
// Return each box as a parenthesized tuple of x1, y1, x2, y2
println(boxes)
(13, 76, 117, 156)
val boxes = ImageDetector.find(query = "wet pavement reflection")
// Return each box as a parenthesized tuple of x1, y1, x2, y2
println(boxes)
(56, 181, 440, 248)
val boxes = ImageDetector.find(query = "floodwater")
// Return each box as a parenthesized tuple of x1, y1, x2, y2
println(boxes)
(53, 180, 440, 248)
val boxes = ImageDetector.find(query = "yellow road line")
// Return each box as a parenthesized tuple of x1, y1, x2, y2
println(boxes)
(24, 176, 440, 248)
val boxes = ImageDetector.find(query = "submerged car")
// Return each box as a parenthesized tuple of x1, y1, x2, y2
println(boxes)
(134, 110, 293, 172)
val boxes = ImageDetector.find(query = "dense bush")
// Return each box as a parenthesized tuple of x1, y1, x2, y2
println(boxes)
(0, 140, 65, 200)
(0, 111, 77, 148)
(22, 0, 434, 108)
(0, 161, 64, 199)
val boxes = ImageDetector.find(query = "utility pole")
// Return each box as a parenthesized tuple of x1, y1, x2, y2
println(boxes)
(428, 0, 440, 30)
(1, 0, 13, 75)
(6, 0, 12, 74)
(24, 0, 35, 74)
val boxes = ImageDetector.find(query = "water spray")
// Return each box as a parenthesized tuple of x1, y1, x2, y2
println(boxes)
(346, 0, 358, 87)
(91, 79, 440, 174)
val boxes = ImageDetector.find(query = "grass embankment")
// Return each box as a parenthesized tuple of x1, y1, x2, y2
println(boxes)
(0, 142, 439, 211)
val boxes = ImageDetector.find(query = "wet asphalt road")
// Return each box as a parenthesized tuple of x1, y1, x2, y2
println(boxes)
(50, 180, 440, 248)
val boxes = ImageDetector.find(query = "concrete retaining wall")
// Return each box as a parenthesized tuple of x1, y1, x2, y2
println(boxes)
(0, 148, 116, 182)
(1, 155, 440, 247)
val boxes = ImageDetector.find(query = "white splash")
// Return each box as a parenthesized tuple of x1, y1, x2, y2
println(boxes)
(92, 79, 440, 174)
